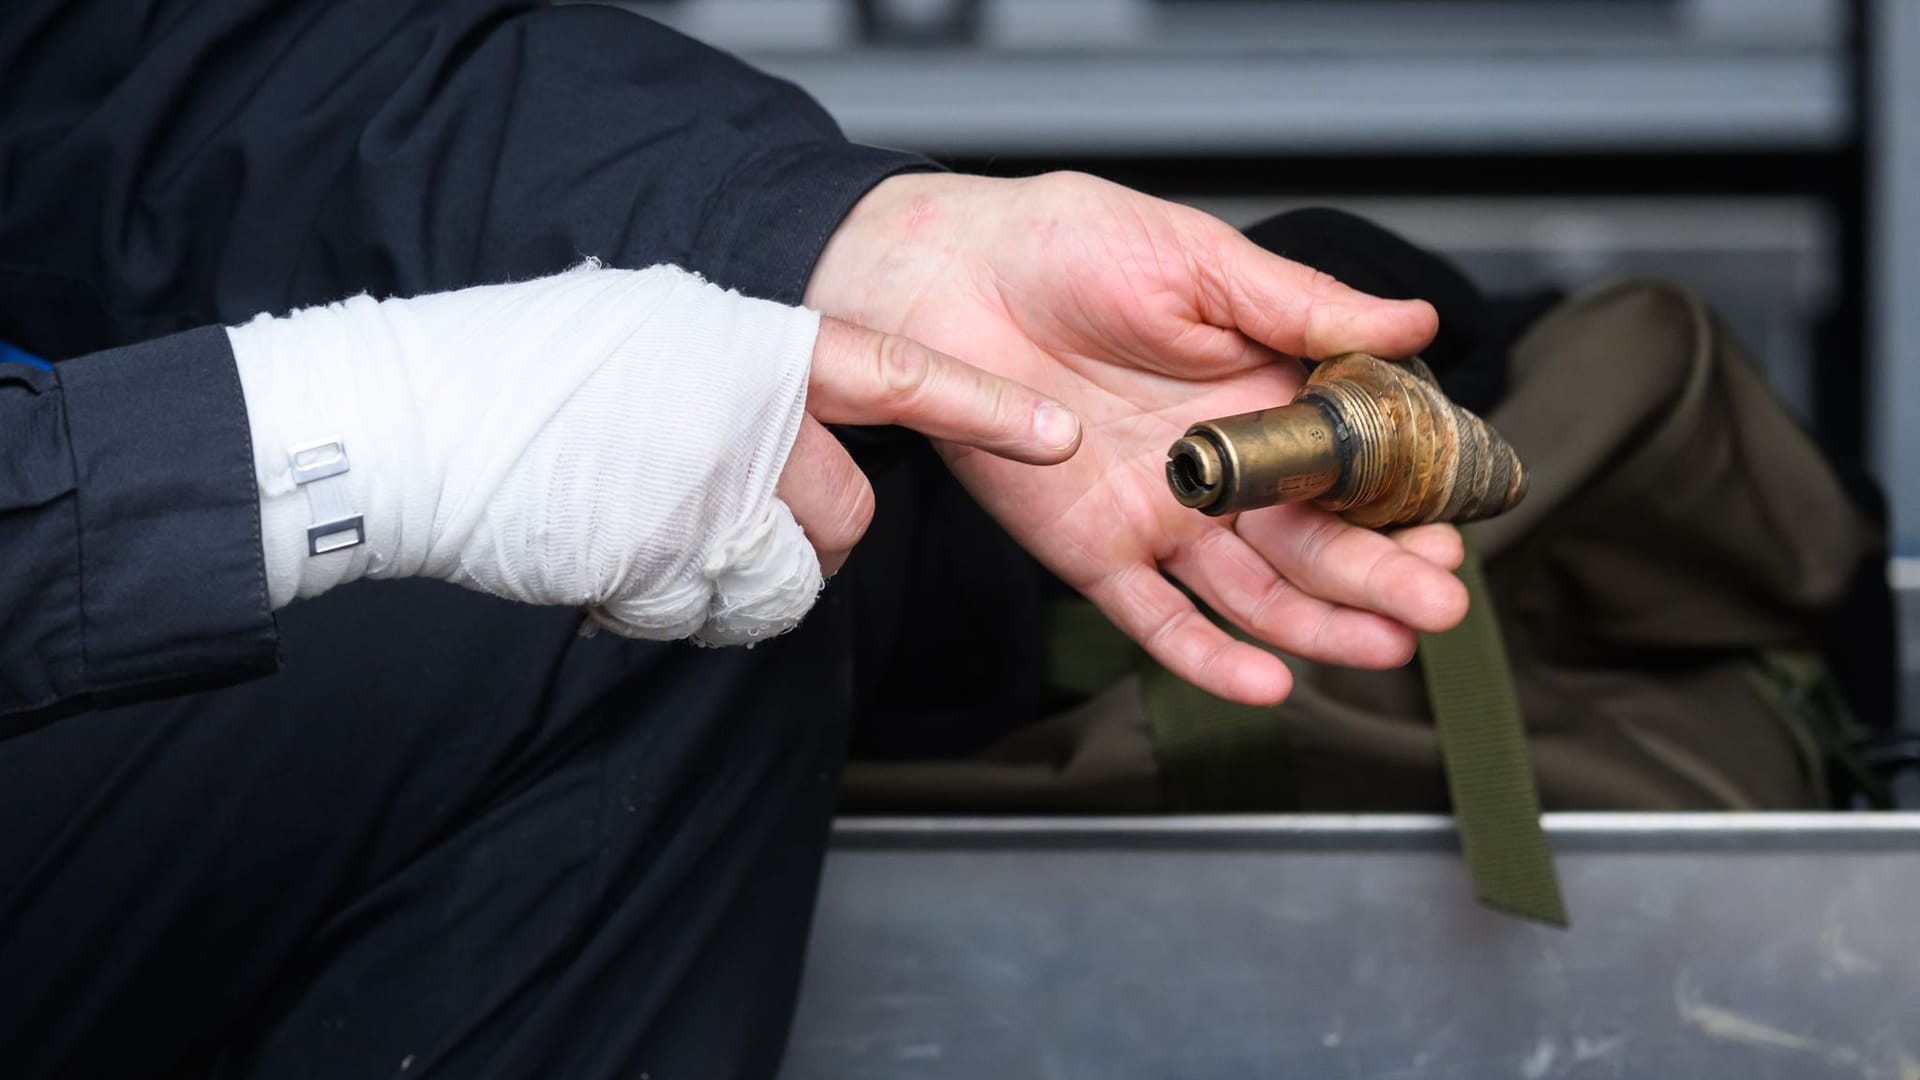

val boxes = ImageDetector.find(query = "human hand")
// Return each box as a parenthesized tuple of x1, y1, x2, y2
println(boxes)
(806, 172, 1469, 704)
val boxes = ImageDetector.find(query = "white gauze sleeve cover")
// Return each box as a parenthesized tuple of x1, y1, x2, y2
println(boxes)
(228, 263, 822, 646)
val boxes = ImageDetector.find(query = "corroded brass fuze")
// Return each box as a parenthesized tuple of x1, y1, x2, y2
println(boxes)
(1165, 353, 1528, 528)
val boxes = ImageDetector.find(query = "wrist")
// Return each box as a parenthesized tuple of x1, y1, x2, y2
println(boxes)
(803, 172, 1000, 332)
(230, 306, 405, 608)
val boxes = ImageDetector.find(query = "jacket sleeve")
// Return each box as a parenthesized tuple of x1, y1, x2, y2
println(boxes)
(0, 0, 933, 729)
(1, 333, 276, 734)
(0, 0, 934, 360)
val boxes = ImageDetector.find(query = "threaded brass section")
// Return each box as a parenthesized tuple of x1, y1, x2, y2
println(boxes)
(1163, 352, 1527, 528)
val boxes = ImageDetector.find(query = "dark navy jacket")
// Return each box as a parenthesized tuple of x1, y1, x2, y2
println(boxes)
(0, 0, 928, 731)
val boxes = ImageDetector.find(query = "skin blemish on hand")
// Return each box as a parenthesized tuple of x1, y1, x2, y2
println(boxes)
(904, 195, 939, 235)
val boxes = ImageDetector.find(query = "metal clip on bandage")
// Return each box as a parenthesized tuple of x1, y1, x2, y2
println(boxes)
(288, 437, 365, 556)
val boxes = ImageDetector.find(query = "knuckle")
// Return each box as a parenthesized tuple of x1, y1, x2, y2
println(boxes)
(819, 477, 875, 553)
(982, 377, 1020, 434)
(1304, 268, 1346, 296)
(1143, 607, 1188, 657)
(1362, 548, 1401, 595)
(1365, 548, 1420, 612)
(1033, 169, 1098, 200)
(1294, 517, 1339, 576)
(1244, 578, 1296, 634)
(875, 333, 931, 405)
(1308, 606, 1340, 657)
(843, 479, 876, 540)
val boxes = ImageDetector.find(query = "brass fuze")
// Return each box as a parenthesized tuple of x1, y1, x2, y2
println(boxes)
(1165, 353, 1527, 528)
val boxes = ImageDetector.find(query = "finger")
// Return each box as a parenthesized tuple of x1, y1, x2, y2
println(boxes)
(1390, 523, 1465, 571)
(1234, 505, 1469, 633)
(1189, 214, 1440, 361)
(808, 316, 1081, 464)
(1084, 563, 1294, 706)
(776, 415, 874, 576)
(1162, 527, 1420, 670)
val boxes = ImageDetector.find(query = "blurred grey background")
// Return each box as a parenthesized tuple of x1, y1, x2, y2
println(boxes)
(616, 0, 1917, 734)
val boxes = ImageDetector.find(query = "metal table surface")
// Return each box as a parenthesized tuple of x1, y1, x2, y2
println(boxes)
(781, 815, 1920, 1080)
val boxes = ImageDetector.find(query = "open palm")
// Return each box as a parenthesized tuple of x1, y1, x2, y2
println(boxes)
(808, 172, 1468, 704)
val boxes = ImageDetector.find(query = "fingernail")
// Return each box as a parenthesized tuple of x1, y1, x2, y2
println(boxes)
(1034, 403, 1080, 450)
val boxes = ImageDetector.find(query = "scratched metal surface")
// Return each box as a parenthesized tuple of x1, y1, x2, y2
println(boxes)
(780, 815, 1920, 1080)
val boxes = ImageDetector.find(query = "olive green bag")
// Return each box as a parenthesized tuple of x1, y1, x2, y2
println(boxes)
(842, 280, 1885, 855)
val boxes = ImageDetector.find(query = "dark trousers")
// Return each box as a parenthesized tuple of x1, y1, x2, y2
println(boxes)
(0, 571, 862, 1079)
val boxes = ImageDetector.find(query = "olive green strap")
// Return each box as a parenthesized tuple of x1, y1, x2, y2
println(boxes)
(1049, 595, 1298, 811)
(1419, 546, 1568, 926)
(1140, 658, 1299, 813)
(1049, 559, 1563, 923)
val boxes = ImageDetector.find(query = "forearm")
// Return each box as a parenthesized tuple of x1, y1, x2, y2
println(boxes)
(0, 337, 277, 734)
(0, 257, 838, 735)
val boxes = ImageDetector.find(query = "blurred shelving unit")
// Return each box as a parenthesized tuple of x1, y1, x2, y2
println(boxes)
(614, 2, 1854, 408)
(1869, 2, 1920, 758)
(619, 0, 1849, 156)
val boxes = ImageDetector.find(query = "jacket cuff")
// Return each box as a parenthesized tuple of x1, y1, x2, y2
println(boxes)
(57, 326, 279, 703)
(691, 140, 942, 305)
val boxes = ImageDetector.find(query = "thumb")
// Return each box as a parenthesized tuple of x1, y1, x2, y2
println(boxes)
(807, 316, 1082, 464)
(778, 414, 875, 577)
(1191, 213, 1440, 361)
